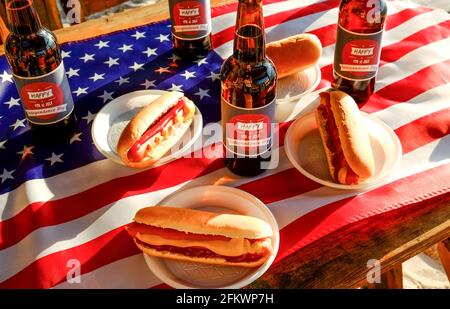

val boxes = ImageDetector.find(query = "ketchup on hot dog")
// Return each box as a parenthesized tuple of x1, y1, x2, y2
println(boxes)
(319, 92, 359, 184)
(128, 98, 187, 162)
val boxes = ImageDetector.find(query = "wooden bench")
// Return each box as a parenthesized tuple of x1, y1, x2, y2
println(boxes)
(0, 0, 131, 43)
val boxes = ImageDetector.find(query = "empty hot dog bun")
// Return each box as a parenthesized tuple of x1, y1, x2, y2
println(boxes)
(266, 33, 322, 79)
(127, 206, 273, 268)
(315, 90, 375, 185)
(117, 91, 196, 168)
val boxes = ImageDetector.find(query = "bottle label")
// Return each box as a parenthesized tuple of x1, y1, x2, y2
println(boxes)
(333, 24, 383, 81)
(169, 0, 211, 40)
(221, 96, 276, 157)
(13, 62, 74, 125)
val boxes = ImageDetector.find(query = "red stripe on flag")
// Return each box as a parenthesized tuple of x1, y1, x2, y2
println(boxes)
(0, 226, 138, 289)
(237, 168, 321, 205)
(211, 0, 289, 18)
(363, 60, 450, 112)
(274, 162, 450, 263)
(395, 108, 450, 154)
(212, 0, 340, 48)
(381, 21, 450, 63)
(0, 149, 224, 251)
(308, 7, 433, 49)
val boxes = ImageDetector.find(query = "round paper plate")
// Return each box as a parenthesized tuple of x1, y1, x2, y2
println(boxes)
(142, 185, 280, 289)
(92, 90, 203, 167)
(276, 64, 321, 104)
(284, 109, 402, 191)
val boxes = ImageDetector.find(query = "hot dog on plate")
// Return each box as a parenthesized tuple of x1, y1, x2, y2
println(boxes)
(315, 90, 375, 185)
(127, 206, 273, 267)
(117, 91, 196, 168)
(266, 33, 322, 79)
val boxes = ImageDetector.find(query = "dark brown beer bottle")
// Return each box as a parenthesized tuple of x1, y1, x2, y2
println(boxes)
(4, 0, 76, 145)
(332, 0, 387, 103)
(168, 0, 212, 59)
(220, 0, 277, 177)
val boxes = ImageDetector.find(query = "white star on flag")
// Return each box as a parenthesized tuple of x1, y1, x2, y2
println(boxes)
(4, 97, 21, 109)
(195, 58, 208, 66)
(94, 40, 110, 49)
(10, 118, 26, 131)
(61, 50, 71, 59)
(0, 71, 13, 83)
(168, 83, 183, 92)
(80, 53, 95, 63)
(207, 71, 220, 82)
(0, 140, 6, 150)
(17, 145, 34, 160)
(98, 90, 114, 103)
(116, 76, 130, 86)
(132, 31, 146, 40)
(180, 70, 196, 80)
(195, 88, 211, 100)
(73, 87, 89, 96)
(82, 111, 96, 124)
(154, 66, 171, 74)
(89, 73, 105, 82)
(119, 44, 134, 53)
(129, 62, 144, 71)
(70, 132, 83, 144)
(104, 57, 119, 67)
(141, 79, 156, 89)
(168, 54, 182, 62)
(155, 34, 170, 42)
(143, 47, 158, 57)
(0, 168, 15, 184)
(46, 152, 64, 166)
(66, 67, 80, 78)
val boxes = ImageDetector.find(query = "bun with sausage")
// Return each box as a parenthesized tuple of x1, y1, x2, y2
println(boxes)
(266, 33, 322, 79)
(127, 206, 273, 267)
(117, 91, 196, 168)
(315, 90, 375, 185)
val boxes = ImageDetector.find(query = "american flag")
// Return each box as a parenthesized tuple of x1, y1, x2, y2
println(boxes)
(0, 0, 449, 288)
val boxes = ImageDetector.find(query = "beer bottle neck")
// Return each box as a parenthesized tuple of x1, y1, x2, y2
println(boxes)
(233, 0, 266, 63)
(6, 0, 43, 35)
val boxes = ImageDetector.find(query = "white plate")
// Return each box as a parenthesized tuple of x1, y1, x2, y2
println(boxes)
(276, 64, 321, 104)
(143, 185, 280, 289)
(284, 108, 402, 191)
(92, 90, 203, 167)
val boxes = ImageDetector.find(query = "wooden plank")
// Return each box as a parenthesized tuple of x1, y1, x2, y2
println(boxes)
(44, 0, 63, 29)
(0, 0, 234, 54)
(53, 0, 234, 44)
(367, 264, 403, 289)
(437, 238, 450, 280)
(81, 0, 130, 16)
(0, 14, 8, 44)
(248, 194, 450, 288)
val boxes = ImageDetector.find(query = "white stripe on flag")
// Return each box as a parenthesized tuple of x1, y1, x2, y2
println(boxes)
(214, 0, 411, 59)
(374, 84, 450, 129)
(53, 254, 160, 289)
(212, 0, 327, 35)
(376, 37, 450, 91)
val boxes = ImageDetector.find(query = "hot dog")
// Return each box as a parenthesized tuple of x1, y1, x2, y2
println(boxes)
(127, 206, 273, 267)
(117, 91, 196, 168)
(266, 33, 322, 79)
(315, 90, 375, 185)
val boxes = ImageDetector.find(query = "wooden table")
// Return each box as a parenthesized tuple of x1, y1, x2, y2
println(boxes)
(1, 0, 449, 288)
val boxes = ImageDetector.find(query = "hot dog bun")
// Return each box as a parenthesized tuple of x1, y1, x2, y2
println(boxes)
(128, 206, 273, 267)
(266, 33, 322, 79)
(315, 90, 375, 185)
(117, 92, 196, 169)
